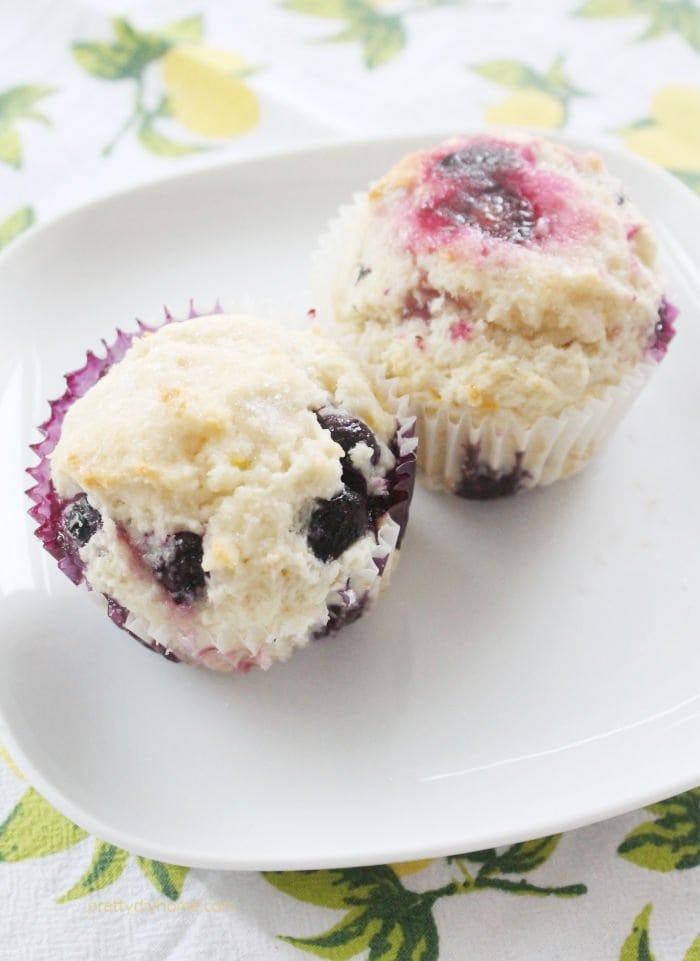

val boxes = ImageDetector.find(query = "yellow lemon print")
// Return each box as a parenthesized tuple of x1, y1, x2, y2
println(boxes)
(0, 743, 25, 780)
(389, 858, 435, 877)
(486, 90, 564, 129)
(622, 85, 700, 172)
(163, 46, 260, 139)
(652, 85, 700, 147)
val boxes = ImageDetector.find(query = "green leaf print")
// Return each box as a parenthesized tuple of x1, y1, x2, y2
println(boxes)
(266, 868, 393, 909)
(0, 85, 54, 168)
(72, 41, 142, 80)
(72, 35, 167, 81)
(483, 836, 562, 875)
(619, 905, 700, 961)
(73, 43, 131, 80)
(620, 904, 657, 961)
(73, 17, 176, 81)
(0, 784, 192, 904)
(360, 16, 405, 69)
(575, 0, 700, 50)
(57, 841, 129, 903)
(637, 4, 700, 46)
(283, 908, 383, 960)
(270, 868, 440, 961)
(0, 85, 54, 123)
(301, 1, 406, 69)
(577, 0, 642, 16)
(411, 0, 467, 7)
(73, 15, 202, 82)
(137, 857, 189, 901)
(155, 14, 203, 46)
(618, 790, 700, 872)
(448, 837, 586, 897)
(73, 14, 211, 156)
(283, 0, 353, 16)
(684, 934, 700, 961)
(471, 60, 539, 89)
(283, 0, 466, 68)
(0, 788, 87, 861)
(138, 113, 210, 156)
(0, 125, 21, 168)
(471, 55, 584, 127)
(544, 56, 586, 98)
(0, 207, 34, 249)
(267, 844, 585, 960)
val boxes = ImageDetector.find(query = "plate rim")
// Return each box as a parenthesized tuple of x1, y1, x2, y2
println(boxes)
(1, 129, 699, 870)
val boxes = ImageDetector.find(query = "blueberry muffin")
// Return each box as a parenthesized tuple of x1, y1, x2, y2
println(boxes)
(316, 133, 677, 497)
(28, 310, 416, 671)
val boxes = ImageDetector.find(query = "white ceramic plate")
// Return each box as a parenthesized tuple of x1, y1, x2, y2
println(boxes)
(1, 134, 699, 871)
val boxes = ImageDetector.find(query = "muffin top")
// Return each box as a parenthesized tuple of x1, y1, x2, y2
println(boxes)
(50, 314, 403, 660)
(327, 133, 673, 428)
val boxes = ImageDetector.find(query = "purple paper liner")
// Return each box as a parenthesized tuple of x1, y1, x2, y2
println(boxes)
(385, 419, 417, 548)
(26, 301, 416, 668)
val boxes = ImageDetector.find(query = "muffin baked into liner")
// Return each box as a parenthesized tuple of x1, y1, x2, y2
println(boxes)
(314, 134, 677, 498)
(27, 304, 417, 672)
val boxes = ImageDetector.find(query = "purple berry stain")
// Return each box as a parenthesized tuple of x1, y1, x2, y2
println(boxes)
(401, 285, 440, 322)
(152, 531, 206, 605)
(424, 144, 537, 244)
(400, 138, 591, 253)
(455, 444, 530, 500)
(650, 297, 678, 360)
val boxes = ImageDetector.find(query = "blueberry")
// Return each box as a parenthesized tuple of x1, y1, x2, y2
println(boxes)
(437, 187, 536, 243)
(62, 494, 101, 545)
(307, 490, 368, 562)
(152, 531, 206, 605)
(316, 410, 380, 465)
(455, 444, 530, 499)
(651, 297, 678, 358)
(438, 144, 517, 182)
(341, 464, 369, 500)
(434, 144, 536, 244)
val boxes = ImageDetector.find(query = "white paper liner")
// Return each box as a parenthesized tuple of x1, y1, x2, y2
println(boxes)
(415, 361, 655, 493)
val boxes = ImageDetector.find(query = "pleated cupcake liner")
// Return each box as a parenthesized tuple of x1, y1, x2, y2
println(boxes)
(414, 362, 655, 496)
(27, 301, 417, 672)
